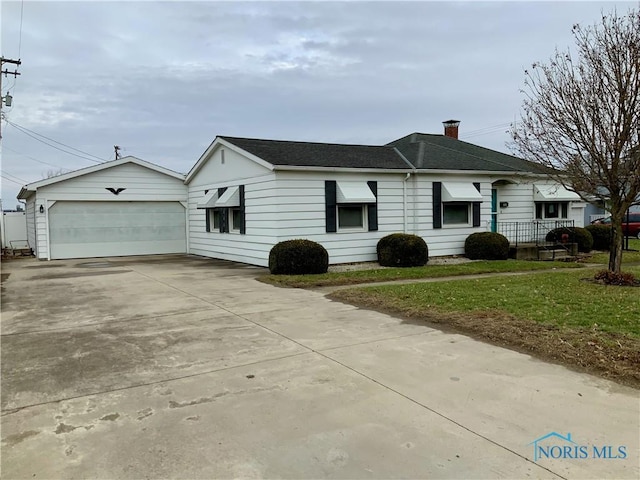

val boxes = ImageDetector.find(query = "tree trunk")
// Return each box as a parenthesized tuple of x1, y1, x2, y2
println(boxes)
(608, 211, 625, 274)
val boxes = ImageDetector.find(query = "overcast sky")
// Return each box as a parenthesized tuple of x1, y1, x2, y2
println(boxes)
(0, 1, 634, 207)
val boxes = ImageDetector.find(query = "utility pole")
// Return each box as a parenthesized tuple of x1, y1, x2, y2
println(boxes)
(114, 145, 121, 160)
(0, 57, 22, 140)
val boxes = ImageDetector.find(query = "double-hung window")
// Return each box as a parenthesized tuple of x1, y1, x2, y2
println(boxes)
(325, 181, 378, 233)
(433, 182, 483, 228)
(535, 202, 568, 219)
(197, 185, 246, 234)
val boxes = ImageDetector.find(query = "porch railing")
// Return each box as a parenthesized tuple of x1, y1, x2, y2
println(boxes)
(496, 220, 575, 248)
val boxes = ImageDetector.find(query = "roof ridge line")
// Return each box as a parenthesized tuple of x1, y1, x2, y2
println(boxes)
(220, 135, 394, 149)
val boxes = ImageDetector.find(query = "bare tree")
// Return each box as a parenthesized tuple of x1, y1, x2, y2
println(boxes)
(511, 9, 640, 274)
(42, 168, 68, 179)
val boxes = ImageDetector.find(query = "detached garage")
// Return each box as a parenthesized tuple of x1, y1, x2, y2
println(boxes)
(18, 156, 188, 260)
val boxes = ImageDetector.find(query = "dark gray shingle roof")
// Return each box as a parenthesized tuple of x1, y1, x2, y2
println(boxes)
(219, 133, 546, 174)
(387, 133, 548, 173)
(219, 136, 410, 169)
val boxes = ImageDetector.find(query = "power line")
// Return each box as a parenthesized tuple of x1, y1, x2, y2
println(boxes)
(461, 122, 512, 137)
(0, 175, 24, 186)
(1, 170, 27, 184)
(6, 119, 106, 162)
(3, 145, 71, 170)
(5, 120, 105, 164)
(2, 170, 27, 182)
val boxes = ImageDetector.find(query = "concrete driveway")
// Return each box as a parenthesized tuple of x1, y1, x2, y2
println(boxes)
(1, 255, 638, 479)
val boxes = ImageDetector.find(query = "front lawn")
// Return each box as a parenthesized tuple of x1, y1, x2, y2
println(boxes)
(588, 238, 640, 264)
(259, 260, 583, 288)
(330, 266, 640, 387)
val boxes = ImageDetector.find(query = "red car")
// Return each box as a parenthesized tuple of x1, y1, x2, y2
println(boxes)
(592, 213, 640, 238)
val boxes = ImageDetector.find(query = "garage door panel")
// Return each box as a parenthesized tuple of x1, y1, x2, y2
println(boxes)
(49, 201, 186, 259)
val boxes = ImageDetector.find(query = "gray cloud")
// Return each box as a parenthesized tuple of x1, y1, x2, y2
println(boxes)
(1, 1, 634, 206)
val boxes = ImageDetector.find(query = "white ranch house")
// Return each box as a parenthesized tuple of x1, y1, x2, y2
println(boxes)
(18, 122, 586, 264)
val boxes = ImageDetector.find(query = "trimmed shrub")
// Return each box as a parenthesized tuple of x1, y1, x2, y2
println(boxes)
(377, 233, 428, 267)
(586, 224, 611, 251)
(268, 239, 329, 275)
(545, 227, 593, 253)
(464, 232, 509, 260)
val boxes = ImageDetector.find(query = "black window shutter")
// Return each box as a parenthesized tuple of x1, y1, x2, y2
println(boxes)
(205, 209, 211, 232)
(472, 182, 481, 227)
(217, 187, 228, 233)
(367, 181, 378, 231)
(217, 208, 225, 233)
(433, 182, 442, 229)
(239, 185, 246, 235)
(325, 181, 337, 233)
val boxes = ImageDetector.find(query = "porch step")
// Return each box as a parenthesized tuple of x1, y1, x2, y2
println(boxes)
(538, 249, 574, 261)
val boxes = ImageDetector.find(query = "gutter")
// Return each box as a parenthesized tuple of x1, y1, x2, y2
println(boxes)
(272, 165, 412, 174)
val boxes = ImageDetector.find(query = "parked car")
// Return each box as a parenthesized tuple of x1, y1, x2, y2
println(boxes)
(591, 213, 640, 238)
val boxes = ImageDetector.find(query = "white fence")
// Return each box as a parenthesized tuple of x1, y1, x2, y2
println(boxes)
(1, 211, 28, 249)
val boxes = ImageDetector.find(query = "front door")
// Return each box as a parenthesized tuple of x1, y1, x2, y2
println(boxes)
(491, 188, 498, 232)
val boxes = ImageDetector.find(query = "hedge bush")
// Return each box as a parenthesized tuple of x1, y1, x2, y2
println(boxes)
(586, 224, 611, 251)
(545, 227, 593, 253)
(464, 232, 510, 260)
(268, 239, 329, 275)
(377, 233, 428, 267)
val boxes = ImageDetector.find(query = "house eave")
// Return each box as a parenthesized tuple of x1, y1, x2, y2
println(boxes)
(19, 156, 185, 193)
(17, 187, 32, 200)
(414, 169, 548, 177)
(185, 137, 275, 184)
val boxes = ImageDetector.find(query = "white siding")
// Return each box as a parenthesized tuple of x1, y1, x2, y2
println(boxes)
(186, 158, 583, 266)
(411, 175, 492, 257)
(25, 195, 36, 254)
(188, 146, 271, 187)
(188, 174, 278, 267)
(35, 163, 186, 201)
(272, 171, 406, 264)
(490, 180, 536, 223)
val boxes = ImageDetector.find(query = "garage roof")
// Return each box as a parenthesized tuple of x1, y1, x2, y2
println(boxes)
(17, 156, 186, 199)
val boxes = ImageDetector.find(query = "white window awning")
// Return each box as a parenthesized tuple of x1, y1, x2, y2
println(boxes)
(215, 185, 240, 208)
(196, 190, 218, 209)
(534, 184, 581, 201)
(442, 182, 483, 202)
(336, 182, 376, 204)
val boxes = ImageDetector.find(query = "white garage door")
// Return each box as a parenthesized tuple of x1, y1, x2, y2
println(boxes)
(49, 201, 186, 259)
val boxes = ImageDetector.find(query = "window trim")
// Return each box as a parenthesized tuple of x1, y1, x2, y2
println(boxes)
(230, 207, 242, 232)
(535, 201, 569, 220)
(442, 202, 472, 226)
(337, 204, 367, 231)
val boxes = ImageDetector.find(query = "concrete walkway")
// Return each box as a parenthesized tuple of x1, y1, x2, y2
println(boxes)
(1, 255, 638, 479)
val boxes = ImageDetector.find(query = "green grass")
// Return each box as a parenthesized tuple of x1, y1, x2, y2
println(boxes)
(333, 266, 640, 337)
(588, 238, 640, 264)
(259, 260, 584, 288)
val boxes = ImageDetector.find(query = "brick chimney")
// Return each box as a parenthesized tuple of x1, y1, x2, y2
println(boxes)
(443, 119, 460, 139)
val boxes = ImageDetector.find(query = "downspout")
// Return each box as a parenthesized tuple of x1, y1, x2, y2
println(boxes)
(393, 147, 418, 235)
(403, 173, 410, 233)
